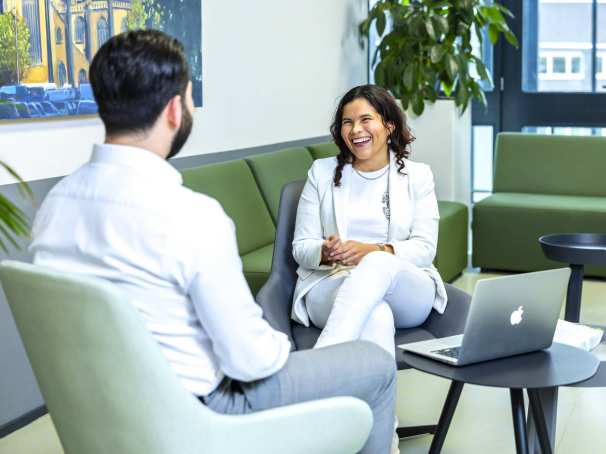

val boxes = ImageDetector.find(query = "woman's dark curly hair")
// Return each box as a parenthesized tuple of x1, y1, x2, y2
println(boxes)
(330, 84, 414, 186)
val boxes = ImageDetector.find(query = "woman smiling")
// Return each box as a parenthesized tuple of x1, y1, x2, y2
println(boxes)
(291, 84, 447, 358)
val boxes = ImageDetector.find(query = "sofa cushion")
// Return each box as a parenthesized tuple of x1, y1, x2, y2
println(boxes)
(494, 133, 606, 197)
(472, 192, 606, 277)
(436, 201, 468, 282)
(307, 142, 339, 159)
(181, 160, 275, 256)
(246, 147, 314, 222)
(241, 243, 274, 296)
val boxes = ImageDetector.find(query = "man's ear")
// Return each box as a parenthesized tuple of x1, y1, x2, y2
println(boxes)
(165, 94, 183, 130)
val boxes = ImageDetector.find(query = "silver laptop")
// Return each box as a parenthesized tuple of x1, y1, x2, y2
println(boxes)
(399, 268, 571, 366)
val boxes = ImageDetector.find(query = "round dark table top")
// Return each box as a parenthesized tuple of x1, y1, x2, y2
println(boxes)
(539, 233, 606, 266)
(401, 343, 599, 389)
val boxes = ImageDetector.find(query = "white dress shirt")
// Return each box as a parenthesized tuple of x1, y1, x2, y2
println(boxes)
(30, 144, 291, 396)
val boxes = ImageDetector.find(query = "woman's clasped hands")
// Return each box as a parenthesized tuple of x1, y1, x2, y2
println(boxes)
(321, 235, 382, 266)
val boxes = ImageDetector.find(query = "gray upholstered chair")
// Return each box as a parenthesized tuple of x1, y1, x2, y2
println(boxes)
(256, 180, 471, 438)
(0, 260, 373, 454)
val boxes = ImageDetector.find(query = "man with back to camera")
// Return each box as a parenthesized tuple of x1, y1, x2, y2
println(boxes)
(29, 30, 397, 454)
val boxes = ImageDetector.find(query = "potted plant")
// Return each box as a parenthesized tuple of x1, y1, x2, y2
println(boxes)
(360, 1, 518, 203)
(360, 0, 518, 115)
(0, 162, 32, 252)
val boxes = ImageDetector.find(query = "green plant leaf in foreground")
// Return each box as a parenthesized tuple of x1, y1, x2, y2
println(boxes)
(0, 161, 33, 251)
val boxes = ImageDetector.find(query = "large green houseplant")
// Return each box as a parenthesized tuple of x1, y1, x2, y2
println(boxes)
(360, 0, 518, 115)
(0, 162, 32, 252)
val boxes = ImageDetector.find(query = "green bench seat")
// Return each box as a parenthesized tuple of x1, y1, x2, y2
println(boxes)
(182, 142, 468, 295)
(182, 160, 276, 295)
(472, 133, 606, 277)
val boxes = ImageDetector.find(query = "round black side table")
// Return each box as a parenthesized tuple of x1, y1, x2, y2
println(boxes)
(539, 233, 606, 323)
(402, 343, 599, 454)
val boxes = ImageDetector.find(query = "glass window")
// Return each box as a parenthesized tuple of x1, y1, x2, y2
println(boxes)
(539, 56, 547, 74)
(78, 69, 87, 84)
(523, 0, 593, 92)
(571, 56, 582, 74)
(597, 56, 604, 75)
(472, 125, 494, 201)
(522, 126, 605, 136)
(22, 0, 42, 65)
(58, 62, 67, 87)
(97, 17, 109, 49)
(552, 57, 566, 74)
(75, 16, 85, 43)
(55, 27, 63, 44)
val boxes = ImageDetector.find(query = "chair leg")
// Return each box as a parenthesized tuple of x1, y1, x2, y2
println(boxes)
(396, 424, 437, 438)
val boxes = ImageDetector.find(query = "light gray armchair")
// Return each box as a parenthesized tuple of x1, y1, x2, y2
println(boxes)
(256, 180, 471, 438)
(0, 260, 372, 454)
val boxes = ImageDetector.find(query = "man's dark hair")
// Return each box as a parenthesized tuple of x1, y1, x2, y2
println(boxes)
(90, 29, 190, 135)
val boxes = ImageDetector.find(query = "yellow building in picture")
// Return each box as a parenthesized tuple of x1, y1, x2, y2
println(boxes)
(1, 0, 131, 87)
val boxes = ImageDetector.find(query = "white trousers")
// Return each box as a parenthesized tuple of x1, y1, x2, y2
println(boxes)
(306, 251, 435, 358)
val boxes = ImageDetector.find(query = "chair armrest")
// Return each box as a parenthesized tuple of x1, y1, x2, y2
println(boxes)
(207, 396, 372, 454)
(256, 273, 296, 348)
(421, 283, 471, 338)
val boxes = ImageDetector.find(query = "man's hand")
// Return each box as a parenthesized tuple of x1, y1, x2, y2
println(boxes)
(331, 241, 381, 266)
(320, 235, 341, 265)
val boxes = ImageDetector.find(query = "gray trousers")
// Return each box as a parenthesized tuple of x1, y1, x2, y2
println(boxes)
(201, 340, 396, 454)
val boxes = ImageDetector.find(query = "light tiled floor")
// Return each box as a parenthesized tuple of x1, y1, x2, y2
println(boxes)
(1, 269, 606, 454)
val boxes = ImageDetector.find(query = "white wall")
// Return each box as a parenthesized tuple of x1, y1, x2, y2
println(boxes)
(0, 0, 369, 430)
(0, 0, 368, 185)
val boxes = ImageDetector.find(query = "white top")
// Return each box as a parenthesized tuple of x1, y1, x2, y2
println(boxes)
(30, 144, 291, 396)
(346, 165, 390, 243)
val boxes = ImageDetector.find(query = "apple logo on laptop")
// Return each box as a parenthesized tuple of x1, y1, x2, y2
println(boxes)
(510, 306, 524, 325)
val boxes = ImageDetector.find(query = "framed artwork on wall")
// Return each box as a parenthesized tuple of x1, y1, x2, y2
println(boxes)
(0, 0, 202, 121)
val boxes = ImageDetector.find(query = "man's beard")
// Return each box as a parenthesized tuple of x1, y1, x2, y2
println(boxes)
(167, 105, 193, 160)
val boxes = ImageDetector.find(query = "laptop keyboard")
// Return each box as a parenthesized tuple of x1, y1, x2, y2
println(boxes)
(431, 346, 461, 359)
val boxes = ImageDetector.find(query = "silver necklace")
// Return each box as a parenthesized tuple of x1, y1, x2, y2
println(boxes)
(353, 166, 389, 180)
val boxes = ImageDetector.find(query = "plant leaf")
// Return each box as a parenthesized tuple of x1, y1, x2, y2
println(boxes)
(488, 24, 500, 44)
(431, 15, 449, 36)
(425, 18, 436, 40)
(505, 30, 519, 48)
(430, 45, 445, 63)
(0, 161, 33, 201)
(376, 10, 387, 37)
(445, 54, 458, 80)
(412, 93, 425, 116)
(403, 64, 416, 90)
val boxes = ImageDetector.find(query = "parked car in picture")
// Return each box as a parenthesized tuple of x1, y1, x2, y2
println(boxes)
(26, 102, 44, 118)
(14, 102, 33, 118)
(0, 103, 19, 120)
(78, 83, 94, 101)
(76, 100, 98, 115)
(40, 101, 60, 116)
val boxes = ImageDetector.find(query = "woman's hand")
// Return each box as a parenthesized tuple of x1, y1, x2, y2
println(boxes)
(332, 241, 382, 266)
(320, 235, 342, 265)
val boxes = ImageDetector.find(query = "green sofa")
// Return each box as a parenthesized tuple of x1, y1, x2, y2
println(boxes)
(183, 143, 468, 294)
(472, 132, 606, 277)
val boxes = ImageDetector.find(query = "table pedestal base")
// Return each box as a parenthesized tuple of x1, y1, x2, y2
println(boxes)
(429, 382, 554, 454)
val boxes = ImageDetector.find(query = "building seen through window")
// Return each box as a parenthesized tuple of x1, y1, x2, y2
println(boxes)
(524, 0, 606, 92)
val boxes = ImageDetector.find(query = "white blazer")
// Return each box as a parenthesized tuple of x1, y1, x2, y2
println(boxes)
(291, 155, 447, 326)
